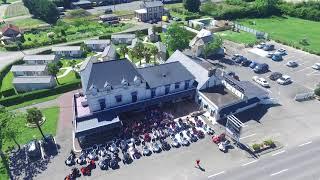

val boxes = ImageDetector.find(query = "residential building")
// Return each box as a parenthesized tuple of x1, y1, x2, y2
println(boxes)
(111, 34, 136, 45)
(189, 29, 214, 57)
(11, 65, 48, 77)
(52, 46, 83, 58)
(135, 1, 164, 22)
(74, 58, 196, 140)
(84, 39, 111, 52)
(167, 50, 268, 121)
(148, 27, 159, 42)
(23, 55, 58, 65)
(13, 76, 56, 92)
(155, 41, 167, 62)
(0, 24, 22, 44)
(101, 44, 117, 61)
(71, 0, 92, 9)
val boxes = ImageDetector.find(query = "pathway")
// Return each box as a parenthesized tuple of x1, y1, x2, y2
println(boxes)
(57, 67, 72, 78)
(14, 98, 58, 112)
(183, 26, 200, 34)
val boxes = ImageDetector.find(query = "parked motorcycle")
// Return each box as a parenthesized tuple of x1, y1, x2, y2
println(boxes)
(98, 158, 109, 170)
(65, 153, 75, 166)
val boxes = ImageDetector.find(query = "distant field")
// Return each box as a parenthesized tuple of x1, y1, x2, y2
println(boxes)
(6, 17, 48, 29)
(4, 2, 30, 18)
(238, 16, 320, 54)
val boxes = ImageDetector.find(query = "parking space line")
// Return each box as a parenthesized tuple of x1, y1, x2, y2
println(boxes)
(241, 160, 258, 166)
(270, 169, 288, 176)
(208, 171, 225, 179)
(296, 67, 311, 72)
(272, 150, 285, 156)
(306, 71, 318, 76)
(298, 141, 312, 147)
(239, 133, 256, 140)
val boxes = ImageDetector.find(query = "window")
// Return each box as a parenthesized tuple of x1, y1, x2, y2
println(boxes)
(131, 92, 137, 103)
(165, 85, 170, 95)
(175, 82, 180, 89)
(115, 95, 122, 103)
(185, 80, 190, 90)
(99, 99, 106, 110)
(151, 88, 156, 98)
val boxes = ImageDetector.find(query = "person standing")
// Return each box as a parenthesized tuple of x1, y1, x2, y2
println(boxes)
(196, 159, 200, 168)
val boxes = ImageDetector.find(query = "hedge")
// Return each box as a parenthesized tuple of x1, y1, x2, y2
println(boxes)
(0, 80, 81, 107)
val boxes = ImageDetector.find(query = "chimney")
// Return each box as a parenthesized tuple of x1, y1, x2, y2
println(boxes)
(208, 68, 216, 77)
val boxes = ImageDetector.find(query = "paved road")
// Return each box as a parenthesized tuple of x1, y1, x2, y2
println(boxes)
(209, 137, 320, 180)
(87, 1, 142, 15)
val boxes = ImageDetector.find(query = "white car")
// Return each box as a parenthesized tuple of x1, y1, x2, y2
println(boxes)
(286, 61, 298, 67)
(277, 75, 292, 85)
(252, 76, 269, 87)
(311, 63, 320, 70)
(266, 52, 273, 58)
(276, 48, 286, 55)
(257, 43, 266, 49)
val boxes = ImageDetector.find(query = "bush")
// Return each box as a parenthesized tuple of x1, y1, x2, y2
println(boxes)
(252, 144, 261, 151)
(4, 44, 19, 51)
(1, 88, 16, 97)
(263, 139, 275, 147)
(314, 87, 320, 97)
(0, 80, 81, 107)
(99, 34, 112, 39)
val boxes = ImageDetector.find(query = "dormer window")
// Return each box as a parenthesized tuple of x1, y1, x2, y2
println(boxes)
(104, 81, 112, 92)
(133, 75, 141, 86)
(121, 78, 129, 88)
(89, 84, 98, 96)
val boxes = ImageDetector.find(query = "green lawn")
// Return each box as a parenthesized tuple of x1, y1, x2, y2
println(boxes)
(1, 106, 60, 179)
(238, 16, 320, 54)
(4, 2, 30, 19)
(57, 69, 66, 76)
(6, 17, 48, 29)
(217, 30, 258, 45)
(0, 72, 14, 92)
(58, 71, 80, 85)
(60, 59, 84, 68)
(164, 3, 183, 9)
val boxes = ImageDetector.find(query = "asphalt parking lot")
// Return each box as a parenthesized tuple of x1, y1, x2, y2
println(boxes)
(221, 40, 320, 148)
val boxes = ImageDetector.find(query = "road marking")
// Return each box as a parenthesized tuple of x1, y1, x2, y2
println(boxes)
(296, 67, 311, 72)
(239, 133, 256, 140)
(298, 141, 312, 147)
(272, 150, 285, 156)
(208, 171, 225, 178)
(241, 160, 258, 166)
(270, 169, 288, 176)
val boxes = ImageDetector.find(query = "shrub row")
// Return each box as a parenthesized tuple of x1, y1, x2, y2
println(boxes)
(0, 80, 81, 107)
(278, 1, 320, 22)
(273, 38, 320, 56)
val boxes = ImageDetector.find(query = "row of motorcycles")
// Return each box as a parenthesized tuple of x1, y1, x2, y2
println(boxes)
(64, 116, 215, 179)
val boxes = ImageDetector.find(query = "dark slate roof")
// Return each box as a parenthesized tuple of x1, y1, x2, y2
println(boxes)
(85, 59, 143, 91)
(13, 76, 53, 84)
(144, 1, 163, 7)
(137, 62, 195, 88)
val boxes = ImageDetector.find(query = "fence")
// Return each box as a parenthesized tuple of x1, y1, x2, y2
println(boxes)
(234, 23, 268, 39)
(294, 92, 315, 102)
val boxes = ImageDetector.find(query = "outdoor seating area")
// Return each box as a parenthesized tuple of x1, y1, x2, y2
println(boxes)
(64, 109, 216, 178)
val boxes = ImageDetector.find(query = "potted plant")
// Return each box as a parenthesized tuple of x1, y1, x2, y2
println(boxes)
(252, 143, 261, 152)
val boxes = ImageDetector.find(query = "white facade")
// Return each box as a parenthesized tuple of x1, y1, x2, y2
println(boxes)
(53, 50, 83, 58)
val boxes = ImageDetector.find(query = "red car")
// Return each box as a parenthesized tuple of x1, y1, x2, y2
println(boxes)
(144, 133, 151, 142)
(212, 133, 226, 144)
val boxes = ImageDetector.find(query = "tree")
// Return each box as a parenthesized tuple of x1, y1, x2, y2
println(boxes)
(63, 0, 71, 9)
(183, 0, 201, 13)
(0, 108, 12, 179)
(254, 0, 281, 17)
(149, 45, 159, 64)
(143, 48, 152, 64)
(48, 62, 60, 85)
(128, 49, 137, 63)
(314, 87, 320, 97)
(1, 0, 7, 4)
(23, 0, 59, 24)
(133, 41, 145, 65)
(164, 23, 190, 52)
(26, 108, 46, 139)
(203, 36, 223, 59)
(119, 45, 128, 58)
(135, 30, 144, 40)
(68, 60, 77, 70)
(56, 60, 63, 68)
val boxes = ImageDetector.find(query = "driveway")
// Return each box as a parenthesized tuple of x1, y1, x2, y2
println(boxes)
(87, 1, 143, 15)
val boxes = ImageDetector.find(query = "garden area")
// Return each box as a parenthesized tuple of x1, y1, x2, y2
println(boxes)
(3, 2, 30, 19)
(237, 16, 320, 55)
(165, 3, 201, 21)
(0, 106, 60, 180)
(0, 17, 48, 30)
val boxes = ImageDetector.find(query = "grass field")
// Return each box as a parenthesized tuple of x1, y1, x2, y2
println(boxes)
(58, 71, 80, 85)
(6, 17, 48, 29)
(164, 3, 183, 9)
(217, 30, 259, 45)
(4, 2, 30, 19)
(238, 16, 320, 54)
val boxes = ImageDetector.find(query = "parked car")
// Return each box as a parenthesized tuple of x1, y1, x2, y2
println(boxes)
(286, 61, 298, 67)
(249, 61, 258, 69)
(311, 63, 320, 70)
(232, 54, 242, 60)
(26, 140, 41, 160)
(122, 152, 132, 164)
(235, 56, 246, 64)
(257, 42, 266, 49)
(276, 48, 286, 55)
(104, 8, 113, 14)
(241, 59, 252, 67)
(171, 137, 180, 148)
(277, 75, 292, 85)
(272, 54, 283, 61)
(266, 52, 273, 58)
(263, 44, 275, 51)
(151, 142, 162, 153)
(253, 63, 269, 73)
(252, 76, 269, 87)
(269, 72, 282, 81)
(142, 145, 152, 156)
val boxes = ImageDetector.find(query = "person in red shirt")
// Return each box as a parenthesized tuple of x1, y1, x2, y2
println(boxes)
(196, 159, 200, 167)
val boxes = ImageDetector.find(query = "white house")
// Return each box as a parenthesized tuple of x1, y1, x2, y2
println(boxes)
(189, 29, 214, 57)
(52, 46, 83, 58)
(23, 55, 58, 65)
(111, 34, 136, 45)
(84, 39, 111, 52)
